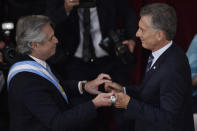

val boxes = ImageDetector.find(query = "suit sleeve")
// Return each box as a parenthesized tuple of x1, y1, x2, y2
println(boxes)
(45, 0, 69, 24)
(125, 61, 191, 128)
(10, 73, 97, 131)
(61, 80, 82, 97)
(115, 0, 138, 41)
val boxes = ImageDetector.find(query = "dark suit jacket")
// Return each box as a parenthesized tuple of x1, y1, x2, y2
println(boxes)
(46, 0, 138, 58)
(8, 0, 46, 22)
(0, 87, 9, 131)
(125, 43, 194, 131)
(8, 55, 97, 131)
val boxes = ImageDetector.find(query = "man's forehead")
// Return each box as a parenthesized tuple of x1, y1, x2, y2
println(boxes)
(42, 25, 54, 36)
(139, 16, 152, 28)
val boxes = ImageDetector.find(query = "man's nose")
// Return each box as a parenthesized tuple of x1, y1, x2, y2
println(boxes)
(136, 29, 140, 38)
(53, 36, 59, 44)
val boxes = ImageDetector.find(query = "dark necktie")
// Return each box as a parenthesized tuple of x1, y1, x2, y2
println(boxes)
(82, 8, 96, 62)
(146, 54, 154, 72)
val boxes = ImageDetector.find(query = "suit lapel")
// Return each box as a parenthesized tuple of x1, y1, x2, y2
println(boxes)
(142, 62, 160, 83)
(142, 43, 176, 84)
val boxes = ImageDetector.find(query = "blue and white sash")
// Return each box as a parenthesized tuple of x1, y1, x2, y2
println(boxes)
(7, 61, 69, 103)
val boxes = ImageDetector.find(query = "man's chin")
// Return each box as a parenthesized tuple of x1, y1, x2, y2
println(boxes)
(142, 43, 150, 50)
(51, 52, 56, 57)
(141, 42, 146, 48)
(46, 52, 56, 60)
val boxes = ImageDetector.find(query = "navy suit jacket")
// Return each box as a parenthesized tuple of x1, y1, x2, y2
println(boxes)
(125, 43, 194, 131)
(46, 0, 138, 58)
(8, 55, 97, 131)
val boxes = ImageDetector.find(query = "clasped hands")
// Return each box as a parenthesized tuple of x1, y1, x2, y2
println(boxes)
(84, 73, 130, 109)
(104, 82, 130, 109)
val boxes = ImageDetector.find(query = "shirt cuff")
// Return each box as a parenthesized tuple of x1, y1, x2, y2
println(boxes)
(123, 86, 127, 94)
(78, 81, 83, 94)
(78, 80, 87, 94)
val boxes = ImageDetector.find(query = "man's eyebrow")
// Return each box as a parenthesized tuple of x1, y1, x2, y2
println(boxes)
(49, 34, 55, 41)
(139, 27, 144, 31)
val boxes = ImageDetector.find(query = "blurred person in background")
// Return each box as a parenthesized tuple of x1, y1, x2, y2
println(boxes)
(46, 0, 138, 130)
(186, 34, 197, 113)
(46, 0, 138, 85)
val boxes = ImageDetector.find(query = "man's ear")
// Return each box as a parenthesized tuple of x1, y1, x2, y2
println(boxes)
(31, 42, 38, 49)
(156, 30, 165, 41)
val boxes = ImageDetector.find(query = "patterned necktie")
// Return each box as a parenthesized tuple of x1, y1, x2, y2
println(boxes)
(146, 54, 154, 72)
(82, 8, 96, 62)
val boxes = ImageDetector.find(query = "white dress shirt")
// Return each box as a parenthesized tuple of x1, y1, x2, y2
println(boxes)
(75, 7, 108, 58)
(29, 55, 83, 94)
(151, 41, 173, 68)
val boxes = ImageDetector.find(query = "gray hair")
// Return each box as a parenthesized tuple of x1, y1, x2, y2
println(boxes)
(16, 15, 52, 54)
(140, 3, 177, 40)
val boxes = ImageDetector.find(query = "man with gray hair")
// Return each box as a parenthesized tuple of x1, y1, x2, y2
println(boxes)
(105, 3, 194, 131)
(7, 15, 114, 131)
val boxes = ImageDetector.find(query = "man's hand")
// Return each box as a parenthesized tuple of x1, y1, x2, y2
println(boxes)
(85, 73, 112, 95)
(64, 0, 79, 13)
(114, 93, 130, 109)
(92, 92, 114, 108)
(122, 40, 136, 53)
(104, 82, 124, 93)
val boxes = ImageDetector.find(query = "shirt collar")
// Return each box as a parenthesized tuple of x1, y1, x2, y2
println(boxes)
(151, 40, 173, 66)
(29, 55, 47, 68)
